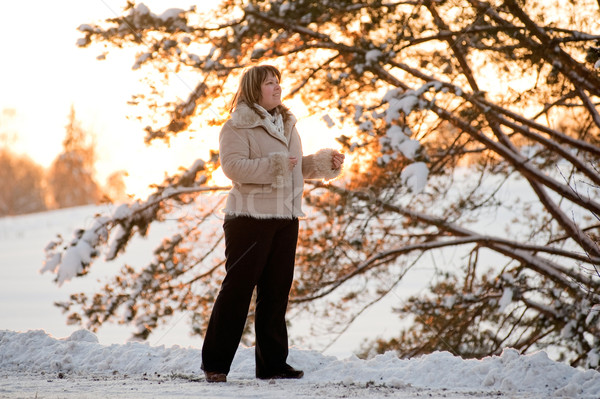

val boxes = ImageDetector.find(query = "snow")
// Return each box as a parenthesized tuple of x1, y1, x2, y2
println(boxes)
(322, 114, 335, 128)
(75, 37, 89, 47)
(401, 162, 429, 192)
(382, 82, 446, 123)
(384, 125, 421, 159)
(382, 87, 402, 103)
(586, 304, 600, 326)
(1, 329, 600, 398)
(498, 287, 513, 312)
(358, 120, 373, 132)
(39, 216, 110, 286)
(365, 49, 382, 65)
(111, 203, 132, 219)
(56, 239, 92, 285)
(561, 320, 577, 339)
(2, 204, 600, 397)
(105, 223, 127, 260)
(385, 96, 419, 123)
(279, 1, 292, 17)
(158, 8, 185, 21)
(384, 124, 406, 148)
(443, 295, 457, 309)
(132, 52, 152, 70)
(134, 3, 150, 17)
(353, 104, 363, 122)
(380, 125, 421, 159)
(398, 138, 420, 159)
(77, 24, 94, 33)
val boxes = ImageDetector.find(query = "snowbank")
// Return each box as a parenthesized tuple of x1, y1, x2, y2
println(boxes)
(1, 329, 599, 398)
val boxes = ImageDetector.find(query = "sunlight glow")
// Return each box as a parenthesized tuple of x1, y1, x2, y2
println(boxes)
(0, 0, 346, 201)
(0, 0, 223, 200)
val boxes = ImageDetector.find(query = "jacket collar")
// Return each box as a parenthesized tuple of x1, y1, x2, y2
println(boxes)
(230, 102, 297, 144)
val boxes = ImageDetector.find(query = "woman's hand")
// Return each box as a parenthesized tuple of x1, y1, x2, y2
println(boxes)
(331, 151, 345, 170)
(289, 156, 298, 169)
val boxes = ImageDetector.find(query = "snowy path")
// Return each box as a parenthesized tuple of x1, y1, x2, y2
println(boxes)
(1, 330, 599, 398)
(0, 373, 537, 399)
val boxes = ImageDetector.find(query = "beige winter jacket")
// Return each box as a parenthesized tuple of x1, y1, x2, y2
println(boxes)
(219, 102, 341, 219)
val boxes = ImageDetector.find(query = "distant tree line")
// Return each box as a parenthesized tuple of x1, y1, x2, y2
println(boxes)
(0, 106, 126, 216)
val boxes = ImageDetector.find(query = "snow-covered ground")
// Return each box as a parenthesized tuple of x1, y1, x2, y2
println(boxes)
(2, 329, 600, 398)
(2, 206, 600, 398)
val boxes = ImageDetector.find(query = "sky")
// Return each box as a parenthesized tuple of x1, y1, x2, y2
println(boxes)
(0, 0, 340, 198)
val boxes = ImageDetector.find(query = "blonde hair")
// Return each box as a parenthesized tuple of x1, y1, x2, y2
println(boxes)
(230, 65, 289, 121)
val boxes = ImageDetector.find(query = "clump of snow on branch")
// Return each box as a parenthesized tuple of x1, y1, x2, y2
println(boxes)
(353, 105, 364, 123)
(359, 120, 374, 132)
(384, 96, 420, 124)
(365, 49, 382, 65)
(443, 295, 457, 309)
(371, 81, 450, 192)
(322, 114, 335, 128)
(105, 223, 128, 260)
(278, 1, 293, 17)
(40, 217, 110, 286)
(561, 320, 577, 339)
(128, 3, 186, 25)
(401, 162, 429, 193)
(76, 3, 189, 52)
(133, 53, 152, 70)
(586, 304, 600, 327)
(497, 287, 513, 312)
(382, 81, 443, 123)
(380, 125, 421, 160)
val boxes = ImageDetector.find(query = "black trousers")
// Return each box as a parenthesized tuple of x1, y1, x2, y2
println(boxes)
(201, 216, 299, 376)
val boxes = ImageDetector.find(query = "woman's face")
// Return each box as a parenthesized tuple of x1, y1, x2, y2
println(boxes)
(258, 73, 281, 111)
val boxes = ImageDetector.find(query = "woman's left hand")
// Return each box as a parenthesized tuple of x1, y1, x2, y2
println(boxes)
(331, 151, 345, 170)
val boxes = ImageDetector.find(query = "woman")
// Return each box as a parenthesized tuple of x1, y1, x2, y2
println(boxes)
(201, 65, 345, 383)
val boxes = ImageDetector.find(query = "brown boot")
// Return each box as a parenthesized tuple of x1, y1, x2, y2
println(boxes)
(204, 371, 227, 383)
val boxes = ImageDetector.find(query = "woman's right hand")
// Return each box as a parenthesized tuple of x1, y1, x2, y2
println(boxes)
(289, 156, 298, 169)
(331, 151, 345, 170)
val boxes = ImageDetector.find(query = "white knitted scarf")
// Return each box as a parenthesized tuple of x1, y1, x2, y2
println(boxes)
(255, 104, 286, 144)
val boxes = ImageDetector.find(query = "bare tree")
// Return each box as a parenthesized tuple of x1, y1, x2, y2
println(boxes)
(0, 109, 47, 216)
(0, 148, 47, 216)
(47, 106, 102, 209)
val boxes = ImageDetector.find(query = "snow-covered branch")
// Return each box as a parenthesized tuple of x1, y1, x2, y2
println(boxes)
(312, 181, 600, 290)
(41, 157, 229, 286)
